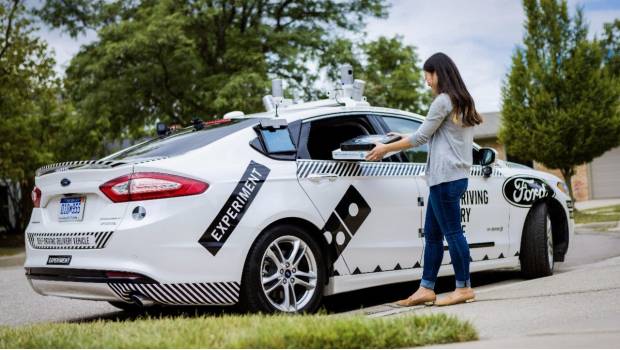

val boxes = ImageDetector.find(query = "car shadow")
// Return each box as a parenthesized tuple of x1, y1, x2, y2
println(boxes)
(321, 269, 523, 313)
(68, 268, 523, 323)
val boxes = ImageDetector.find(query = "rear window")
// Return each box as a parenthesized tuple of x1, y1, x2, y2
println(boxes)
(104, 118, 260, 161)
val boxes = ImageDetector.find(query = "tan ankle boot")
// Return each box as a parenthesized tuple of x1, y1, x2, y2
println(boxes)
(435, 288, 475, 306)
(395, 288, 436, 307)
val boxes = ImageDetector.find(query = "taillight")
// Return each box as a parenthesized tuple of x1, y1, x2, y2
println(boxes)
(31, 186, 41, 208)
(99, 172, 208, 202)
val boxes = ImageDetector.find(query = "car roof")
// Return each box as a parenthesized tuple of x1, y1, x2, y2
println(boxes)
(233, 105, 426, 124)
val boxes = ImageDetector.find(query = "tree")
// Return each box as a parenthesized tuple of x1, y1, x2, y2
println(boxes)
(601, 19, 620, 78)
(319, 36, 431, 113)
(0, 0, 97, 233)
(500, 0, 620, 201)
(35, 0, 389, 142)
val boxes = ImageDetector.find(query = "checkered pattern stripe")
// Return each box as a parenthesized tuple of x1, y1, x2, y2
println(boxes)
(27, 231, 113, 249)
(470, 165, 502, 177)
(297, 160, 502, 178)
(108, 281, 241, 306)
(297, 160, 426, 178)
(35, 157, 167, 177)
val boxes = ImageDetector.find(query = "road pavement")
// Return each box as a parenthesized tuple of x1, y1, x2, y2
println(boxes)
(1, 226, 619, 349)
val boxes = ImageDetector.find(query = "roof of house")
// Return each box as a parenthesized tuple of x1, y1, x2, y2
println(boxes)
(474, 112, 501, 139)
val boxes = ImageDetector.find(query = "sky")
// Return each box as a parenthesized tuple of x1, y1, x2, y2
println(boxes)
(39, 0, 620, 113)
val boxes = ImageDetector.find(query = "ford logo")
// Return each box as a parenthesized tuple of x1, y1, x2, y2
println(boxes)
(502, 176, 554, 207)
(60, 178, 71, 187)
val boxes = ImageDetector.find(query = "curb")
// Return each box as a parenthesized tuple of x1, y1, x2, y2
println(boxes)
(576, 221, 620, 231)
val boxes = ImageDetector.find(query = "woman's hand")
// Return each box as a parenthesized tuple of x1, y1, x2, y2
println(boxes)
(365, 142, 390, 161)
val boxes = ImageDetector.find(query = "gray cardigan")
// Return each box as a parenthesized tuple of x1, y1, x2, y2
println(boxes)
(408, 93, 473, 187)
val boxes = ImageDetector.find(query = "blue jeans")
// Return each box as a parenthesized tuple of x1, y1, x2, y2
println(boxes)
(420, 178, 471, 289)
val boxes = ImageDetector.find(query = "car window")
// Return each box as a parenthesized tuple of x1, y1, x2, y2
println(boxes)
(103, 118, 259, 161)
(302, 115, 376, 160)
(382, 116, 428, 163)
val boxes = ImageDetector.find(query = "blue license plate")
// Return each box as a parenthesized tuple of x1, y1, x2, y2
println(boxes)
(59, 197, 86, 222)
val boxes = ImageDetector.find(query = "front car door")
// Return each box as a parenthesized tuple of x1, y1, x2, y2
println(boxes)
(378, 114, 511, 266)
(296, 113, 424, 277)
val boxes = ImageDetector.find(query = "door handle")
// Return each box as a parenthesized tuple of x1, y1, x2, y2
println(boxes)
(307, 173, 338, 182)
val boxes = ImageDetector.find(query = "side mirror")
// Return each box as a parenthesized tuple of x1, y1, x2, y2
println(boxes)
(479, 147, 497, 167)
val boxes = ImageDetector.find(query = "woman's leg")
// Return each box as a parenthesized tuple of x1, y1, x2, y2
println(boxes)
(395, 186, 441, 306)
(433, 178, 471, 288)
(420, 185, 444, 290)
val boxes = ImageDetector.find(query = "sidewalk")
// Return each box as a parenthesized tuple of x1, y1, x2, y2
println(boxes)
(375, 256, 620, 348)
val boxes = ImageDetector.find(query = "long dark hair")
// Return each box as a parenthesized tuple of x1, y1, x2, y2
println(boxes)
(423, 53, 483, 127)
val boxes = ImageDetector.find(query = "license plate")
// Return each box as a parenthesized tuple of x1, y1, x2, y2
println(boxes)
(47, 255, 72, 265)
(59, 197, 86, 222)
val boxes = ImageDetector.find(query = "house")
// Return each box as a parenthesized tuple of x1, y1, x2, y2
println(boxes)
(475, 112, 620, 202)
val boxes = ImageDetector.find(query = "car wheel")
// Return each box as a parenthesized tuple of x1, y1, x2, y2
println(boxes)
(520, 202, 554, 278)
(240, 224, 326, 313)
(108, 301, 145, 313)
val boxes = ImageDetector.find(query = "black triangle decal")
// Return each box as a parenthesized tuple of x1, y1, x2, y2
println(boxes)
(498, 253, 505, 259)
(469, 256, 473, 262)
(413, 261, 421, 268)
(332, 269, 340, 276)
(514, 251, 520, 256)
(394, 263, 402, 270)
(374, 265, 382, 272)
(482, 255, 489, 260)
(353, 267, 361, 275)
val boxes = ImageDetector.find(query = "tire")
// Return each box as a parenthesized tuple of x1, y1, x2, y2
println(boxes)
(108, 301, 145, 313)
(239, 223, 326, 313)
(520, 202, 554, 278)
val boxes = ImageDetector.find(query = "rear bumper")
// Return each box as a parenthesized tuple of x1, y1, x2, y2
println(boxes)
(29, 279, 122, 302)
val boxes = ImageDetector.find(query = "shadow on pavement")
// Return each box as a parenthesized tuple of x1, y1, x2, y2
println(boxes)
(68, 269, 523, 324)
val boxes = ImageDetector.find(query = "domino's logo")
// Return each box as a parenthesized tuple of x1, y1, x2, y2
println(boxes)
(321, 186, 371, 260)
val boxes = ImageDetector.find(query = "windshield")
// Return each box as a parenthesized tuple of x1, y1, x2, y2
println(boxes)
(103, 118, 260, 161)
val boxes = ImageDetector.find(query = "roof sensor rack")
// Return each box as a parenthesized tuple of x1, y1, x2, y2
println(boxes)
(261, 64, 369, 115)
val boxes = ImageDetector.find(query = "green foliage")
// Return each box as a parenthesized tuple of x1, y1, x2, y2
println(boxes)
(361, 36, 431, 112)
(46, 0, 390, 142)
(0, 0, 98, 233)
(0, 313, 477, 348)
(320, 36, 431, 112)
(602, 19, 620, 78)
(500, 0, 620, 200)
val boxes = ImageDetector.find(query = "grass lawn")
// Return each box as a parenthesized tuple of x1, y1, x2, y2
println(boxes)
(0, 313, 477, 348)
(575, 205, 620, 224)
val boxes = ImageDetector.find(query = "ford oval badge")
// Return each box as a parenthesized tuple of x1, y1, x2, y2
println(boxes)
(60, 178, 71, 187)
(502, 176, 554, 207)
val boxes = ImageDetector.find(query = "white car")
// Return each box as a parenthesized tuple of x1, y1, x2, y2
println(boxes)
(25, 72, 574, 313)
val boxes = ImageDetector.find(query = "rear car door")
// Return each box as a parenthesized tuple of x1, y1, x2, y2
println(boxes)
(296, 114, 424, 276)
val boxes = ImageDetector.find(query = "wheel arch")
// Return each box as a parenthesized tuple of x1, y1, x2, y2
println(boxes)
(242, 216, 334, 285)
(522, 197, 569, 262)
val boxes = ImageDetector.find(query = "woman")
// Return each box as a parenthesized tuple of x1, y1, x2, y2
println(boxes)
(366, 52, 483, 306)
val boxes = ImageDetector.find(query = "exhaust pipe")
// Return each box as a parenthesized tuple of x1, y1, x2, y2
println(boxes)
(130, 293, 155, 308)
